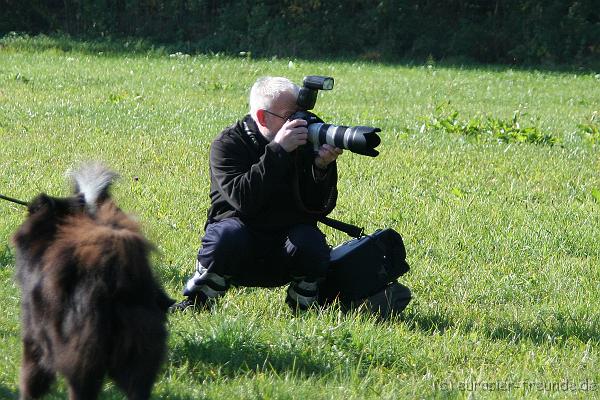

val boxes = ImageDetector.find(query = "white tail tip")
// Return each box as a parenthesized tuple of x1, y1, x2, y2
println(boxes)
(68, 162, 119, 213)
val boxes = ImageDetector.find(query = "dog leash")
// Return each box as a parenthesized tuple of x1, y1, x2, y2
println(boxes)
(0, 194, 28, 207)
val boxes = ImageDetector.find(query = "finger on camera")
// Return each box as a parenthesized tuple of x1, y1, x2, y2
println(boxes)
(294, 126, 308, 135)
(321, 144, 341, 153)
(287, 118, 307, 127)
(318, 147, 331, 157)
(319, 145, 337, 156)
(329, 145, 343, 154)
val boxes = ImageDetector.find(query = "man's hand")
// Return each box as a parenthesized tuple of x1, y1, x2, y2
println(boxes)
(314, 144, 343, 170)
(273, 119, 308, 152)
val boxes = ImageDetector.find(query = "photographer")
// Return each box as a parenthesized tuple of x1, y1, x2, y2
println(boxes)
(170, 76, 343, 312)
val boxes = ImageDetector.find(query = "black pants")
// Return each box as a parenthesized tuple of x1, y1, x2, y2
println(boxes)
(197, 218, 330, 287)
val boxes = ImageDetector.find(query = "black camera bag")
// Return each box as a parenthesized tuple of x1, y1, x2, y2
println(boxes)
(318, 218, 411, 315)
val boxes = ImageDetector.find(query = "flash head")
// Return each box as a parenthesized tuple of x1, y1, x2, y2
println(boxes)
(297, 75, 334, 110)
(303, 76, 334, 90)
(290, 76, 381, 157)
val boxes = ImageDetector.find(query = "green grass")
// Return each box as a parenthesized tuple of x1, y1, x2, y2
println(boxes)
(1, 34, 599, 399)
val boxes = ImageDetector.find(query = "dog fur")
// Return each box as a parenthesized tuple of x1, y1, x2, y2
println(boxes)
(12, 163, 174, 400)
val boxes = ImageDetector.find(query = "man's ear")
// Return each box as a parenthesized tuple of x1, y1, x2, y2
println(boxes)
(256, 109, 268, 127)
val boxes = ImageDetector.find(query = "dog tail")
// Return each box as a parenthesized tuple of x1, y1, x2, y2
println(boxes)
(68, 162, 119, 213)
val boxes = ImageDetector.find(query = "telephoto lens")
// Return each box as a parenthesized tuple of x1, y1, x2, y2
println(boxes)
(290, 111, 381, 157)
(308, 123, 381, 157)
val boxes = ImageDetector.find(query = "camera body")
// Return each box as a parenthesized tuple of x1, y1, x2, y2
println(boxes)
(290, 76, 381, 157)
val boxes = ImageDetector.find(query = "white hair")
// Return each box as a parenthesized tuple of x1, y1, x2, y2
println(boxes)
(249, 76, 300, 118)
(67, 161, 119, 214)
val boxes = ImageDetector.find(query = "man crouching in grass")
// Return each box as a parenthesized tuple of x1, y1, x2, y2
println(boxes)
(170, 76, 343, 312)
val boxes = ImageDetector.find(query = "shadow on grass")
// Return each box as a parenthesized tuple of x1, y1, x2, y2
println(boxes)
(170, 331, 329, 378)
(1, 33, 597, 75)
(403, 310, 456, 335)
(0, 384, 17, 400)
(485, 317, 600, 346)
(405, 309, 600, 346)
(0, 245, 15, 269)
(0, 326, 20, 339)
(4, 379, 171, 400)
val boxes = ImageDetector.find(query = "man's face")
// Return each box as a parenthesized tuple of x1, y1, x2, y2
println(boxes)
(263, 91, 299, 139)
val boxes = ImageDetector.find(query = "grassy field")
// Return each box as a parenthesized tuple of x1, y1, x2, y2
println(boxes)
(1, 34, 599, 399)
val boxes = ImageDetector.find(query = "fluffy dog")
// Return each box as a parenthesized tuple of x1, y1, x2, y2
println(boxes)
(12, 163, 174, 400)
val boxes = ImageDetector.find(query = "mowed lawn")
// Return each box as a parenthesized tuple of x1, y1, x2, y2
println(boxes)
(1, 36, 599, 399)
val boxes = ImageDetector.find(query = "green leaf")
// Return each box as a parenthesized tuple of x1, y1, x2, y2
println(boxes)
(592, 189, 600, 203)
(451, 187, 465, 198)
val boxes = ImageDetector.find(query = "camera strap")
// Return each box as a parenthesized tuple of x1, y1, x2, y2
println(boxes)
(291, 150, 337, 214)
(318, 216, 364, 238)
(243, 120, 261, 149)
(289, 152, 364, 238)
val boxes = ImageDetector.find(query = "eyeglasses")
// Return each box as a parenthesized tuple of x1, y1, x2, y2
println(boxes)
(264, 109, 293, 121)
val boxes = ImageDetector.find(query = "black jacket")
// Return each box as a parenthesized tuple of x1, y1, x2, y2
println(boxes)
(206, 115, 338, 231)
